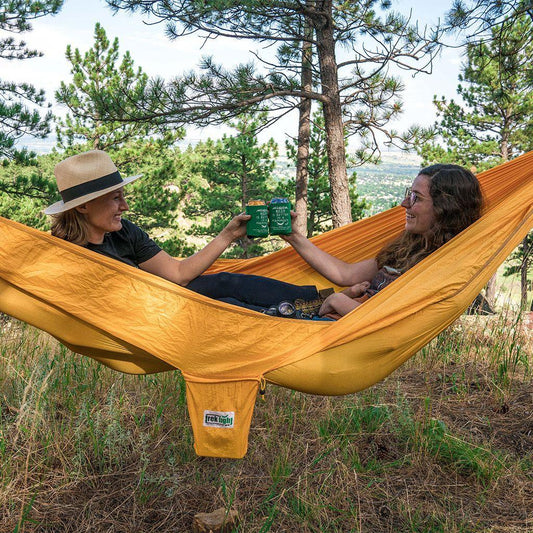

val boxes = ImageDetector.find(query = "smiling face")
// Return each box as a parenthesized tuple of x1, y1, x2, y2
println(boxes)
(400, 174, 436, 237)
(75, 187, 129, 244)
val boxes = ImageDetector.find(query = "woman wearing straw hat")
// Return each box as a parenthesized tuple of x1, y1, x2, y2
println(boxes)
(46, 150, 324, 314)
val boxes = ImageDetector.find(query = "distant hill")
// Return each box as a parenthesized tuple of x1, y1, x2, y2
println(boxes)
(356, 151, 422, 215)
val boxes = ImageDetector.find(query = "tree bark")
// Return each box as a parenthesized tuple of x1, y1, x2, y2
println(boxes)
(241, 155, 250, 258)
(521, 236, 529, 310)
(314, 1, 351, 228)
(294, 10, 313, 236)
(485, 274, 497, 305)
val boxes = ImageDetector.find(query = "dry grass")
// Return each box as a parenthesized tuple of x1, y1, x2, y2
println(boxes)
(0, 311, 531, 532)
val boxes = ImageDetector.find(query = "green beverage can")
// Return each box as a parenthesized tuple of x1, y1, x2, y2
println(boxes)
(269, 197, 292, 235)
(246, 200, 269, 238)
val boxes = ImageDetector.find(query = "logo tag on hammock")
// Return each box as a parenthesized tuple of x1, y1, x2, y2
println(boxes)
(203, 410, 235, 428)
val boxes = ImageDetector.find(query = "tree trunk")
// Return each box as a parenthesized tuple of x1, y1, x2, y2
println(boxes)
(484, 138, 510, 304)
(93, 116, 102, 150)
(314, 1, 351, 228)
(485, 274, 497, 305)
(521, 236, 529, 310)
(241, 155, 250, 258)
(501, 115, 510, 161)
(501, 138, 509, 161)
(294, 11, 313, 236)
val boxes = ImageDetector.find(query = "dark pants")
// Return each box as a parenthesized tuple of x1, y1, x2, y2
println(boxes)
(186, 272, 320, 312)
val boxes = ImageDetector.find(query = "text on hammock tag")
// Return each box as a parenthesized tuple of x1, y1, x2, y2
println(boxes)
(203, 410, 235, 428)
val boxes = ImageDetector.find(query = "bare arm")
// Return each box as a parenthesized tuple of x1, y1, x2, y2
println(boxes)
(138, 213, 250, 285)
(282, 227, 378, 287)
(318, 292, 364, 317)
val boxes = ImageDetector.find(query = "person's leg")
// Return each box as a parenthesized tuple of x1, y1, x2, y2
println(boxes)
(216, 297, 269, 313)
(217, 297, 335, 320)
(217, 297, 336, 319)
(186, 272, 320, 307)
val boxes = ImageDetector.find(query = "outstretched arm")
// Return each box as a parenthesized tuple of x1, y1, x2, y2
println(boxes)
(282, 218, 378, 287)
(139, 213, 250, 285)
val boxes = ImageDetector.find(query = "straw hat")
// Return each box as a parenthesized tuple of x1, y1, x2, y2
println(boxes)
(44, 150, 142, 215)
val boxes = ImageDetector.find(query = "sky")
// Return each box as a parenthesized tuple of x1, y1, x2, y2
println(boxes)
(5, 0, 464, 153)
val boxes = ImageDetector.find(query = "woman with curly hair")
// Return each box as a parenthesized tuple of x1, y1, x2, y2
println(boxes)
(284, 164, 484, 318)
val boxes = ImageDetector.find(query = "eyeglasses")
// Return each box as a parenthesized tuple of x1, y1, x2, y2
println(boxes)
(403, 187, 418, 206)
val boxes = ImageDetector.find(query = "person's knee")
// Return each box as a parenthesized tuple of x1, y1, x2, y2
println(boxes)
(214, 272, 242, 292)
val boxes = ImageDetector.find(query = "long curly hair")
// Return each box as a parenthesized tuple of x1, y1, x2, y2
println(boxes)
(376, 164, 484, 271)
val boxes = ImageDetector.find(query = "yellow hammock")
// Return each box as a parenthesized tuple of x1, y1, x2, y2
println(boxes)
(1, 152, 533, 458)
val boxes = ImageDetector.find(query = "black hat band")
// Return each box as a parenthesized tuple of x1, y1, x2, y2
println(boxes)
(60, 171, 123, 203)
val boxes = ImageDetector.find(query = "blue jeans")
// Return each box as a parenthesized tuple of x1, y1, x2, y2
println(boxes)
(186, 272, 320, 312)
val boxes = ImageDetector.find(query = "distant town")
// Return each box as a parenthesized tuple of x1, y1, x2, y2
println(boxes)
(276, 151, 422, 216)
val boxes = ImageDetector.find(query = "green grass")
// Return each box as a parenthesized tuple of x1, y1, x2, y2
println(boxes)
(0, 306, 532, 532)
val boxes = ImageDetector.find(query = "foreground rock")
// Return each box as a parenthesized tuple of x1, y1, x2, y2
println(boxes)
(192, 508, 239, 533)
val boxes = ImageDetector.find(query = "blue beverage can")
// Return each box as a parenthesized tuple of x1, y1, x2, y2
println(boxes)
(268, 197, 292, 235)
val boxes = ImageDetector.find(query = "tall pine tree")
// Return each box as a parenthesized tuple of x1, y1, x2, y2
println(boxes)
(55, 23, 182, 151)
(103, 0, 448, 227)
(415, 13, 533, 170)
(0, 0, 63, 160)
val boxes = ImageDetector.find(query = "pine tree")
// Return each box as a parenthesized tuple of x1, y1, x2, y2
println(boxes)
(0, 0, 63, 160)
(104, 0, 448, 227)
(503, 233, 533, 310)
(55, 23, 182, 151)
(286, 111, 369, 237)
(0, 151, 61, 227)
(414, 14, 533, 170)
(0, 142, 186, 237)
(183, 112, 282, 258)
(51, 23, 189, 248)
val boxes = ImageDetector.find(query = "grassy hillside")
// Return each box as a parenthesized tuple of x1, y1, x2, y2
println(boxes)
(0, 300, 531, 532)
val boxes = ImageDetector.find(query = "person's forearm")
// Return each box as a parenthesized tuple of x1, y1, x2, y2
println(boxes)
(178, 229, 233, 284)
(319, 293, 362, 317)
(140, 214, 249, 286)
(285, 233, 354, 286)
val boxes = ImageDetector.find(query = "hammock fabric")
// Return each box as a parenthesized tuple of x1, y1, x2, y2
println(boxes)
(1, 152, 533, 458)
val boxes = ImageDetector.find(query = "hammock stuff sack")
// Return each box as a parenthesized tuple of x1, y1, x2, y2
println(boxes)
(1, 152, 533, 458)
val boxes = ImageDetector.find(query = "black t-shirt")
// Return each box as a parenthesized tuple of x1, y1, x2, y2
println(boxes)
(85, 218, 161, 268)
